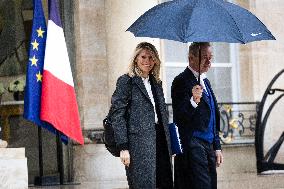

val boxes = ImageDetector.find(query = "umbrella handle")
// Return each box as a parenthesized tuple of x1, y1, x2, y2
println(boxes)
(198, 44, 201, 84)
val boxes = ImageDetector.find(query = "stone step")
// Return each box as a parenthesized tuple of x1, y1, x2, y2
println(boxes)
(0, 147, 25, 159)
(0, 148, 28, 189)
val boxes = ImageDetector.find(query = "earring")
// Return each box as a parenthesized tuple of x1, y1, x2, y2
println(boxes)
(135, 66, 142, 75)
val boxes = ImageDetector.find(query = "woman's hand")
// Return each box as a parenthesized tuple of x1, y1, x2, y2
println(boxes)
(120, 150, 130, 167)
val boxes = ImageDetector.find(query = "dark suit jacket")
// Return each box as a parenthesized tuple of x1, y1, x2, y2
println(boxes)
(171, 67, 221, 151)
(111, 74, 172, 188)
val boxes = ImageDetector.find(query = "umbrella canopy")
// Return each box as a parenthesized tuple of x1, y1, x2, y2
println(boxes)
(127, 0, 275, 43)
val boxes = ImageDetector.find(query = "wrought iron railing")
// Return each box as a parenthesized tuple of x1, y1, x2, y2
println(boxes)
(167, 101, 259, 145)
(255, 69, 284, 173)
(218, 102, 259, 144)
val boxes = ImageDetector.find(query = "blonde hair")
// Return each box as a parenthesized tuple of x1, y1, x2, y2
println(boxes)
(128, 42, 161, 82)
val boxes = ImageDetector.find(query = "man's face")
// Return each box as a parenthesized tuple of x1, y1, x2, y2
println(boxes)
(189, 46, 213, 74)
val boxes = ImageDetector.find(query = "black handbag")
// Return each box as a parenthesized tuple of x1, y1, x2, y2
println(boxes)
(102, 115, 120, 157)
(102, 76, 132, 157)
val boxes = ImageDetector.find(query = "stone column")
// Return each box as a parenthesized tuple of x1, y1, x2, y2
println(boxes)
(74, 0, 108, 130)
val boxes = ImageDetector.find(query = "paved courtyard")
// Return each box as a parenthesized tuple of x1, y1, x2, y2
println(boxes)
(28, 173, 284, 189)
(27, 144, 284, 189)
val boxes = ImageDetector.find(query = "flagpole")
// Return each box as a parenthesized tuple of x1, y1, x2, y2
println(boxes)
(56, 134, 81, 186)
(34, 130, 80, 186)
(35, 126, 61, 186)
(56, 133, 64, 184)
(38, 127, 44, 180)
(35, 126, 60, 186)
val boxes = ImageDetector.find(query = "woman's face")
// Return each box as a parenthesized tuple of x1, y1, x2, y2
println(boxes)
(136, 49, 155, 76)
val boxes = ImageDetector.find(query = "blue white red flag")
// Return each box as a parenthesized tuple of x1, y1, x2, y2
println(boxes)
(40, 0, 84, 144)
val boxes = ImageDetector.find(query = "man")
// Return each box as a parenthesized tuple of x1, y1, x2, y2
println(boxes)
(171, 42, 223, 189)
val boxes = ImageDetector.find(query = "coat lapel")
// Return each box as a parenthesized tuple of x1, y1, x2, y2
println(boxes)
(150, 75, 164, 111)
(150, 75, 170, 138)
(133, 75, 151, 102)
(204, 78, 218, 105)
(184, 67, 199, 87)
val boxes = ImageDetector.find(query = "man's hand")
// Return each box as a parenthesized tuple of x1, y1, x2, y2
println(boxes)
(120, 150, 130, 167)
(215, 150, 223, 167)
(192, 85, 203, 104)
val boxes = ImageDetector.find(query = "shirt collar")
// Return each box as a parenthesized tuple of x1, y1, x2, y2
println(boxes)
(188, 65, 207, 80)
(141, 76, 150, 83)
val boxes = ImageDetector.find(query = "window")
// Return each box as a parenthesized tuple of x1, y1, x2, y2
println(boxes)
(163, 41, 239, 103)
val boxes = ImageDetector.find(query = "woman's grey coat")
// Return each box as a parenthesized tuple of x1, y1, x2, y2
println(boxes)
(111, 74, 172, 189)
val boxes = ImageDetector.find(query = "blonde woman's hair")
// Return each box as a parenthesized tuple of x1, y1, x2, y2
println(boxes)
(128, 42, 161, 82)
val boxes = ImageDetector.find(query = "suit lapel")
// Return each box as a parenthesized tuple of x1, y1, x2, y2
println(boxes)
(184, 67, 199, 87)
(204, 78, 218, 105)
(133, 75, 151, 102)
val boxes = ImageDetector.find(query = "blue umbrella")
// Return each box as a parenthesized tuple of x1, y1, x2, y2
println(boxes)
(127, 0, 275, 82)
(127, 0, 275, 43)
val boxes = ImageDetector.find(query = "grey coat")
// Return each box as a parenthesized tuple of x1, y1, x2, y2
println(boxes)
(111, 74, 172, 189)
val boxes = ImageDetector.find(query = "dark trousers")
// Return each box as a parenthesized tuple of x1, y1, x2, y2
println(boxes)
(156, 123, 173, 189)
(174, 137, 217, 189)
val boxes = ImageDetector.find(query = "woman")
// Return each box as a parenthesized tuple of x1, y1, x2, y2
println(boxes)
(111, 42, 173, 189)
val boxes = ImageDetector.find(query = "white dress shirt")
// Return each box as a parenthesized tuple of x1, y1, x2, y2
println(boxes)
(188, 65, 208, 108)
(142, 77, 158, 123)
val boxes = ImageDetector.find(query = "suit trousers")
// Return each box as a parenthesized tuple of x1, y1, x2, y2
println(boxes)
(174, 137, 217, 189)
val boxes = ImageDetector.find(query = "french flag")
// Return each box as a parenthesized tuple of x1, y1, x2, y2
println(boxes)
(40, 0, 84, 144)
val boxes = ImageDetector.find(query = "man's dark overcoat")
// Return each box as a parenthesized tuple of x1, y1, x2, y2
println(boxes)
(171, 68, 221, 189)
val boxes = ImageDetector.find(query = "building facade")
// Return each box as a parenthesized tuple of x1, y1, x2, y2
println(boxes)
(72, 0, 284, 185)
(0, 0, 283, 187)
